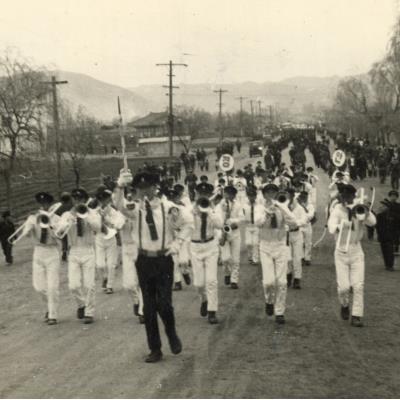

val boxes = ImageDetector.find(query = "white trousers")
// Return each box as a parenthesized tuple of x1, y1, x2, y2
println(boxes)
(245, 226, 260, 263)
(68, 247, 96, 317)
(173, 241, 191, 283)
(334, 244, 365, 317)
(302, 224, 313, 262)
(191, 240, 219, 311)
(288, 231, 303, 279)
(220, 232, 241, 283)
(121, 243, 143, 315)
(32, 246, 60, 320)
(95, 237, 118, 289)
(259, 241, 288, 315)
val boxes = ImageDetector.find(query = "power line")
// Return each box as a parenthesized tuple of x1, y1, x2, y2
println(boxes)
(156, 60, 188, 157)
(214, 88, 228, 144)
(43, 76, 68, 195)
(236, 96, 247, 137)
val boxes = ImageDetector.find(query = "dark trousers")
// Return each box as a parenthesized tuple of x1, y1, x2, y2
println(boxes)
(391, 175, 399, 190)
(380, 241, 394, 269)
(136, 254, 177, 352)
(1, 239, 13, 263)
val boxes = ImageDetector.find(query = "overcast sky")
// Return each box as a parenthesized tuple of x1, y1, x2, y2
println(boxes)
(0, 0, 397, 87)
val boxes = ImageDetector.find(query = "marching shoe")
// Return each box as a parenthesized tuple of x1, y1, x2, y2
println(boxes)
(102, 278, 108, 289)
(341, 306, 350, 320)
(47, 319, 57, 326)
(275, 315, 285, 325)
(44, 312, 49, 323)
(386, 266, 395, 271)
(293, 278, 301, 289)
(145, 350, 163, 363)
(138, 315, 145, 324)
(133, 304, 140, 316)
(287, 273, 293, 288)
(83, 316, 94, 324)
(183, 273, 191, 285)
(77, 307, 85, 320)
(208, 311, 219, 324)
(304, 260, 311, 266)
(230, 282, 239, 289)
(265, 303, 274, 316)
(351, 316, 363, 327)
(106, 288, 114, 294)
(169, 335, 182, 355)
(173, 282, 182, 291)
(200, 301, 208, 317)
(224, 275, 231, 286)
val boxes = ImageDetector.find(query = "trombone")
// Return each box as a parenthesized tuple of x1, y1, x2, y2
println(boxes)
(8, 203, 62, 244)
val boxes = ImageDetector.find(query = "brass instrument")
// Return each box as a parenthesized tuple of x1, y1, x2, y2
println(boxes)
(351, 203, 369, 221)
(219, 200, 231, 246)
(196, 197, 211, 213)
(276, 191, 288, 203)
(8, 203, 62, 244)
(55, 199, 92, 239)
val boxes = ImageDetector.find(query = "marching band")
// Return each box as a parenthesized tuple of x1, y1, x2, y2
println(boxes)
(7, 132, 397, 363)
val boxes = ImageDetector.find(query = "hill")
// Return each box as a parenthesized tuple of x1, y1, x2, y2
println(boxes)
(54, 71, 151, 122)
(129, 76, 341, 115)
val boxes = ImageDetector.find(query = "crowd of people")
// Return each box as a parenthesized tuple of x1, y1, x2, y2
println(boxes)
(0, 128, 399, 364)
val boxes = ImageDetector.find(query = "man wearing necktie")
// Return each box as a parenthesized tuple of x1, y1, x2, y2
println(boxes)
(254, 184, 298, 324)
(243, 186, 260, 265)
(217, 185, 244, 289)
(328, 184, 376, 327)
(121, 171, 193, 363)
(190, 183, 223, 324)
(297, 191, 315, 266)
(13, 192, 61, 325)
(56, 188, 102, 325)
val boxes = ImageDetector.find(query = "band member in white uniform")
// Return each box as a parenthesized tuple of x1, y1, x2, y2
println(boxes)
(94, 187, 125, 294)
(233, 169, 247, 205)
(327, 184, 376, 327)
(297, 191, 315, 266)
(254, 184, 298, 324)
(243, 186, 260, 265)
(118, 170, 193, 363)
(216, 185, 243, 289)
(56, 188, 102, 324)
(167, 189, 192, 291)
(113, 182, 144, 323)
(286, 187, 308, 289)
(305, 166, 319, 206)
(190, 182, 224, 324)
(12, 192, 61, 325)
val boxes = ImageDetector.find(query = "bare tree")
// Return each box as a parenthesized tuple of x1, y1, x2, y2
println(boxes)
(60, 104, 99, 188)
(0, 49, 49, 208)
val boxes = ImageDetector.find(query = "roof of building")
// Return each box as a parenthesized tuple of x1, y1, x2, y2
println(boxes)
(138, 135, 191, 144)
(130, 112, 168, 128)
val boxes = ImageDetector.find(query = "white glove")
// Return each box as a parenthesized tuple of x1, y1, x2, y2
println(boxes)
(166, 239, 182, 256)
(117, 169, 133, 187)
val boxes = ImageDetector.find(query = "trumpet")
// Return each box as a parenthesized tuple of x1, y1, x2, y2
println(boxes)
(196, 197, 211, 213)
(223, 224, 231, 234)
(351, 204, 369, 221)
(276, 192, 288, 203)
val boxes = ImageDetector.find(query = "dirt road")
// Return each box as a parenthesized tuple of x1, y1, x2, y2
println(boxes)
(0, 146, 399, 398)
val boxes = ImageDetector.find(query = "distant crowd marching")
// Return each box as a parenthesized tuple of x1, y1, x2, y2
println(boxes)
(0, 130, 399, 363)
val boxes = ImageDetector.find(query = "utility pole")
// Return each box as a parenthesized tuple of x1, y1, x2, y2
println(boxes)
(44, 76, 68, 195)
(269, 104, 274, 126)
(214, 88, 228, 144)
(236, 96, 247, 137)
(249, 100, 255, 137)
(156, 60, 187, 158)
